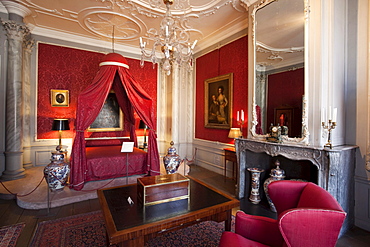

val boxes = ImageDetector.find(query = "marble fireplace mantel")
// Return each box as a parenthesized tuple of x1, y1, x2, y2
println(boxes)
(235, 138, 357, 234)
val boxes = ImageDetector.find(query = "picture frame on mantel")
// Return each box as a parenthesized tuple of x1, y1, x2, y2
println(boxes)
(51, 89, 69, 107)
(87, 91, 124, 132)
(204, 73, 233, 129)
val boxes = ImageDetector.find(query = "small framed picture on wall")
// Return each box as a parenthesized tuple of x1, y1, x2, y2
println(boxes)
(51, 89, 69, 107)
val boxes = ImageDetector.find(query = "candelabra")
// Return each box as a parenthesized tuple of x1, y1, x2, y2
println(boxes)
(322, 120, 336, 149)
(139, 0, 197, 76)
(236, 110, 245, 138)
(237, 120, 245, 138)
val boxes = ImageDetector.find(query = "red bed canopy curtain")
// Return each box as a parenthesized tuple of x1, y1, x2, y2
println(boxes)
(70, 53, 160, 190)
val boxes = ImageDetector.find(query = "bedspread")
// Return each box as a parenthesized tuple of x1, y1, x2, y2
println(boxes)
(85, 145, 147, 182)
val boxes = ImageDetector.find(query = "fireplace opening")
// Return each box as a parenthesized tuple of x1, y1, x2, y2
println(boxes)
(243, 150, 318, 203)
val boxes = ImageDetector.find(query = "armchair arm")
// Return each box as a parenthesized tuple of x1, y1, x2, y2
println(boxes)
(279, 209, 346, 247)
(235, 211, 283, 247)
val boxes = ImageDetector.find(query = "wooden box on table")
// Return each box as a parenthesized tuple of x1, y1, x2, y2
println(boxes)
(137, 173, 190, 205)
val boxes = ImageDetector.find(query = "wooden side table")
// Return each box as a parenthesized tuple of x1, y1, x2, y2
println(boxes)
(224, 148, 237, 180)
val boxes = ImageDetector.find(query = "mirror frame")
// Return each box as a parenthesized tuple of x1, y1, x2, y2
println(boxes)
(248, 0, 310, 145)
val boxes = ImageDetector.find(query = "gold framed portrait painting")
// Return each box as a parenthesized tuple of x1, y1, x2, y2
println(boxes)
(204, 73, 233, 129)
(87, 92, 124, 132)
(51, 89, 69, 107)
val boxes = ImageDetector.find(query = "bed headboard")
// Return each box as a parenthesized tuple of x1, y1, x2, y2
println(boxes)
(85, 138, 130, 147)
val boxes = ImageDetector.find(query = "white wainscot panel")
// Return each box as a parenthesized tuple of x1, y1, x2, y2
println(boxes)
(35, 150, 53, 166)
(355, 178, 370, 231)
(193, 139, 233, 175)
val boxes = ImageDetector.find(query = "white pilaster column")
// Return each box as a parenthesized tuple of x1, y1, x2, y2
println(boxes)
(171, 64, 194, 160)
(156, 63, 195, 161)
(22, 35, 35, 169)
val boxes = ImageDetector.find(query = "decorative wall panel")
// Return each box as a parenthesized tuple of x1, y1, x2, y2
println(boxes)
(195, 36, 248, 144)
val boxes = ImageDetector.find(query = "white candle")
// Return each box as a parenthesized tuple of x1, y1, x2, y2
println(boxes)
(139, 37, 143, 47)
(241, 110, 244, 121)
(328, 106, 332, 121)
(165, 26, 169, 36)
(333, 108, 337, 122)
(237, 111, 240, 121)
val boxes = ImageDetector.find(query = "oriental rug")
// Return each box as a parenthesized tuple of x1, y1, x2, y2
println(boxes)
(30, 211, 235, 247)
(0, 222, 25, 247)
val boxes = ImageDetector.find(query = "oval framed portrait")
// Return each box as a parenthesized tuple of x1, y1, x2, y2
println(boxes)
(51, 89, 69, 107)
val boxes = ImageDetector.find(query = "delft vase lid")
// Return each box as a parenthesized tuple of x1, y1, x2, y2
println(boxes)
(270, 160, 285, 178)
(167, 141, 177, 155)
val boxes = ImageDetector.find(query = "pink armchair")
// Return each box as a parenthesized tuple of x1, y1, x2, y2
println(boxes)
(219, 180, 346, 247)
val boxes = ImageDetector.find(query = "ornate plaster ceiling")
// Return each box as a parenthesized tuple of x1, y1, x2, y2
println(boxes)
(0, 0, 250, 54)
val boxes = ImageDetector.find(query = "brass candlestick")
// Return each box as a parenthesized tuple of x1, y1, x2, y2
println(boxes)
(322, 120, 336, 149)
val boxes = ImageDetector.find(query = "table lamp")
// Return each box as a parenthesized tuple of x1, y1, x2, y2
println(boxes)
(139, 120, 148, 149)
(52, 119, 70, 147)
(228, 128, 242, 139)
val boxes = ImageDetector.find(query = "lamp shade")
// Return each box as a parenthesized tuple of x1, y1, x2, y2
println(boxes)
(228, 128, 242, 138)
(52, 119, 70, 131)
(139, 120, 148, 129)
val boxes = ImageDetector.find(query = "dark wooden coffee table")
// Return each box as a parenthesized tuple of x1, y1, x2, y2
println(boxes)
(97, 175, 239, 246)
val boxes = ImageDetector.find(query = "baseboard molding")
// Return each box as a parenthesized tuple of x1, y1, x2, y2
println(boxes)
(354, 217, 370, 232)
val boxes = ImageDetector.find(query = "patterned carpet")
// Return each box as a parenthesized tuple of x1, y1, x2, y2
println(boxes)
(0, 222, 25, 247)
(30, 211, 235, 247)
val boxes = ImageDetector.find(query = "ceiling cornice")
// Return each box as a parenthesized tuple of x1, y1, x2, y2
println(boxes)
(31, 25, 140, 56)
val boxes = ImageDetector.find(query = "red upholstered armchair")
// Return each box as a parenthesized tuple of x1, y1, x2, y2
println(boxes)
(219, 180, 346, 247)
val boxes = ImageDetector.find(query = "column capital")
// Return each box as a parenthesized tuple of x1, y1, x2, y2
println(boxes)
(23, 36, 35, 53)
(1, 20, 30, 41)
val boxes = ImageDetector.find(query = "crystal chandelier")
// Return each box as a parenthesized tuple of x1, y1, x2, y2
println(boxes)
(139, 0, 197, 76)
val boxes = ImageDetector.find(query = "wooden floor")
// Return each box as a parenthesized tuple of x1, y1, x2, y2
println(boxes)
(0, 165, 369, 246)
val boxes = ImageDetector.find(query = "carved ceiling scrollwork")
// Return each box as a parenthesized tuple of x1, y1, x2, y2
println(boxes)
(5, 0, 248, 49)
(78, 10, 143, 40)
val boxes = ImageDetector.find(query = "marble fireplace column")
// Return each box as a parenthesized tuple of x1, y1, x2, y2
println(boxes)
(1, 20, 30, 180)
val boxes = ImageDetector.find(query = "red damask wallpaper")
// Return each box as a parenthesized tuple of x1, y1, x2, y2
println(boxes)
(37, 43, 157, 140)
(266, 68, 304, 137)
(195, 36, 248, 144)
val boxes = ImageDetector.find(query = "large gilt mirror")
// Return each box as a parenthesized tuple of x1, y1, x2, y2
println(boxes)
(249, 0, 309, 144)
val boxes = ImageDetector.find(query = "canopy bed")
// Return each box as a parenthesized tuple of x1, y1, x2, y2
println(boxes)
(70, 53, 160, 191)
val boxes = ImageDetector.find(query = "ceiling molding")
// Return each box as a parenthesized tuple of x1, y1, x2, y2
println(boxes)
(31, 25, 141, 57)
(198, 16, 248, 51)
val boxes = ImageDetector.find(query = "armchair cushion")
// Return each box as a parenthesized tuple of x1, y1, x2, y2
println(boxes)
(268, 180, 307, 214)
(235, 211, 283, 247)
(219, 231, 270, 247)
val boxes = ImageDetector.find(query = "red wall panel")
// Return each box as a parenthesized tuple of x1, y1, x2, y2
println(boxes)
(195, 36, 248, 144)
(37, 43, 157, 140)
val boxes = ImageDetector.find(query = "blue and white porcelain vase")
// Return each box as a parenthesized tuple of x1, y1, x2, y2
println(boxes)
(44, 145, 70, 192)
(163, 141, 181, 174)
(263, 160, 285, 212)
(247, 167, 265, 204)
